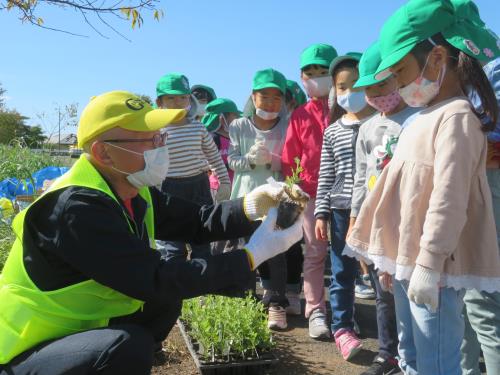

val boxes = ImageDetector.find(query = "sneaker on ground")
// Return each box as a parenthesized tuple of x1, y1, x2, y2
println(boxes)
(360, 356, 401, 375)
(334, 328, 362, 361)
(361, 273, 372, 287)
(308, 309, 330, 339)
(355, 283, 376, 300)
(285, 292, 301, 315)
(268, 305, 287, 330)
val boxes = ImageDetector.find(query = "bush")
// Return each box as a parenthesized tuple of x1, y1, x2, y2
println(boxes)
(0, 141, 64, 182)
(181, 294, 274, 363)
(0, 141, 71, 271)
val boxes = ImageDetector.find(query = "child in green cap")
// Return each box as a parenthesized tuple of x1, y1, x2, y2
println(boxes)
(191, 84, 217, 119)
(344, 0, 500, 373)
(285, 79, 307, 118)
(350, 41, 421, 375)
(314, 52, 376, 361)
(228, 68, 296, 330)
(281, 43, 338, 340)
(201, 98, 241, 199)
(155, 73, 231, 259)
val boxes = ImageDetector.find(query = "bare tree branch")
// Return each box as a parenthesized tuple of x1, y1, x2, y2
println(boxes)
(2, 0, 162, 39)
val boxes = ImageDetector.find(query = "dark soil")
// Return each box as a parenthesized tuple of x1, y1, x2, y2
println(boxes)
(276, 200, 303, 229)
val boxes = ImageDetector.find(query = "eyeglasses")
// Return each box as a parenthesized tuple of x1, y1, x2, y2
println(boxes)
(192, 90, 210, 101)
(103, 132, 167, 148)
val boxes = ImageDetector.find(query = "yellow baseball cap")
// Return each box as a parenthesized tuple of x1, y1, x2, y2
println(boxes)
(77, 90, 186, 148)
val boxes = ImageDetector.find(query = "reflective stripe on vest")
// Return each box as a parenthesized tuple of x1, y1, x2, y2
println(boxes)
(0, 155, 155, 364)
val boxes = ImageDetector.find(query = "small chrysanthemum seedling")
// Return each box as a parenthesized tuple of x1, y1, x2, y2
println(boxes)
(277, 157, 309, 229)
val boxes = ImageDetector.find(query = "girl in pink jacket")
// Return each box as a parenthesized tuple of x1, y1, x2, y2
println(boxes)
(281, 43, 337, 339)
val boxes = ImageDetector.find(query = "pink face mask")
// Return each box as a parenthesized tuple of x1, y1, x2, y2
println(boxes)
(366, 90, 402, 113)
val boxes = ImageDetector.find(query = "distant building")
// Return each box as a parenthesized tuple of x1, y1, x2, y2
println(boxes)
(46, 133, 77, 149)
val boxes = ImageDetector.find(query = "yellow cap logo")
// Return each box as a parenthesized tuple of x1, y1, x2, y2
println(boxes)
(125, 98, 145, 111)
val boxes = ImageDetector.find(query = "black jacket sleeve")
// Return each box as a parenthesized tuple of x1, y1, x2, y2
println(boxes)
(27, 189, 253, 304)
(149, 188, 259, 243)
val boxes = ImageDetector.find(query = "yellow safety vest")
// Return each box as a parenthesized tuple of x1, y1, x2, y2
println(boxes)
(0, 155, 155, 364)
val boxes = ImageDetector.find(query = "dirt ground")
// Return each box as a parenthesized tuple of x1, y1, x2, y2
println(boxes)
(152, 290, 379, 375)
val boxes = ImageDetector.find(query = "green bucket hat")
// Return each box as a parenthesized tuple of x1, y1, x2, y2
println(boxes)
(375, 0, 456, 79)
(252, 68, 287, 95)
(354, 42, 389, 88)
(156, 73, 191, 97)
(300, 43, 338, 70)
(286, 80, 307, 106)
(191, 84, 217, 101)
(443, 0, 500, 61)
(329, 52, 362, 76)
(201, 98, 241, 132)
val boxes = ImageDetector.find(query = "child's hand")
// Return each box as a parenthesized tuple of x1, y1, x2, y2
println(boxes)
(315, 218, 329, 241)
(408, 264, 440, 312)
(379, 272, 393, 293)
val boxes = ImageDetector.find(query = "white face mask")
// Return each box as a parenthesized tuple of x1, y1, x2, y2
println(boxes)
(336, 90, 367, 113)
(220, 115, 230, 132)
(302, 76, 332, 98)
(398, 53, 446, 108)
(106, 143, 170, 189)
(197, 103, 207, 116)
(255, 108, 279, 120)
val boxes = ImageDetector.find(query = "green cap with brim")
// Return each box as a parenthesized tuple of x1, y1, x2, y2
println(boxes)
(156, 73, 191, 97)
(252, 68, 287, 95)
(354, 42, 389, 88)
(375, 0, 456, 80)
(300, 43, 338, 70)
(443, 0, 500, 61)
(329, 52, 362, 76)
(191, 84, 217, 100)
(201, 98, 241, 132)
(286, 80, 307, 106)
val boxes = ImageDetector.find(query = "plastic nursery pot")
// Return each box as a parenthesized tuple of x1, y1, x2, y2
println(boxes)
(276, 198, 303, 229)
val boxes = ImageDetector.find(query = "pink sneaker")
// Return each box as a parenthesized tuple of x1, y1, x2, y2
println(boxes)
(334, 328, 362, 361)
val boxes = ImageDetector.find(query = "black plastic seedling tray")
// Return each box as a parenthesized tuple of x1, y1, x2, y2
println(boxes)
(177, 320, 278, 375)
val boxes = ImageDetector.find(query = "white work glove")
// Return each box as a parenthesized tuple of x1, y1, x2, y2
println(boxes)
(247, 143, 271, 166)
(243, 182, 286, 221)
(244, 207, 304, 270)
(215, 183, 231, 202)
(408, 264, 440, 312)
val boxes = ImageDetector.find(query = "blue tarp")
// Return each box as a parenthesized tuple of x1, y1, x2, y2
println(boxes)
(0, 166, 69, 200)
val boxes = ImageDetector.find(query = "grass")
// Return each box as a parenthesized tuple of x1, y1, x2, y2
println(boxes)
(0, 141, 71, 271)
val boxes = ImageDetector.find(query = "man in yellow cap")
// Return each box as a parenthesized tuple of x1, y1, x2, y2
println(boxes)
(0, 91, 304, 374)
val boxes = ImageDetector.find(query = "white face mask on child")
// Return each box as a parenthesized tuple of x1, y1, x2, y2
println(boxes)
(106, 143, 170, 189)
(398, 53, 446, 108)
(302, 76, 332, 98)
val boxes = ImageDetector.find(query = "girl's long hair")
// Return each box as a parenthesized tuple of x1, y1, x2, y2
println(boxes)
(411, 33, 498, 131)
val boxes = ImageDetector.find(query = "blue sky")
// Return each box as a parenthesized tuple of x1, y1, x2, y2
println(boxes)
(1, 0, 499, 133)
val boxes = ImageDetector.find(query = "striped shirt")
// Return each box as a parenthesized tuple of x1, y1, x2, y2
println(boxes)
(164, 122, 230, 184)
(315, 117, 364, 217)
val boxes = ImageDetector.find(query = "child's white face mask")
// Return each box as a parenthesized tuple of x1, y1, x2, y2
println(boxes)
(302, 76, 332, 98)
(255, 108, 279, 120)
(106, 143, 170, 189)
(398, 53, 446, 108)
